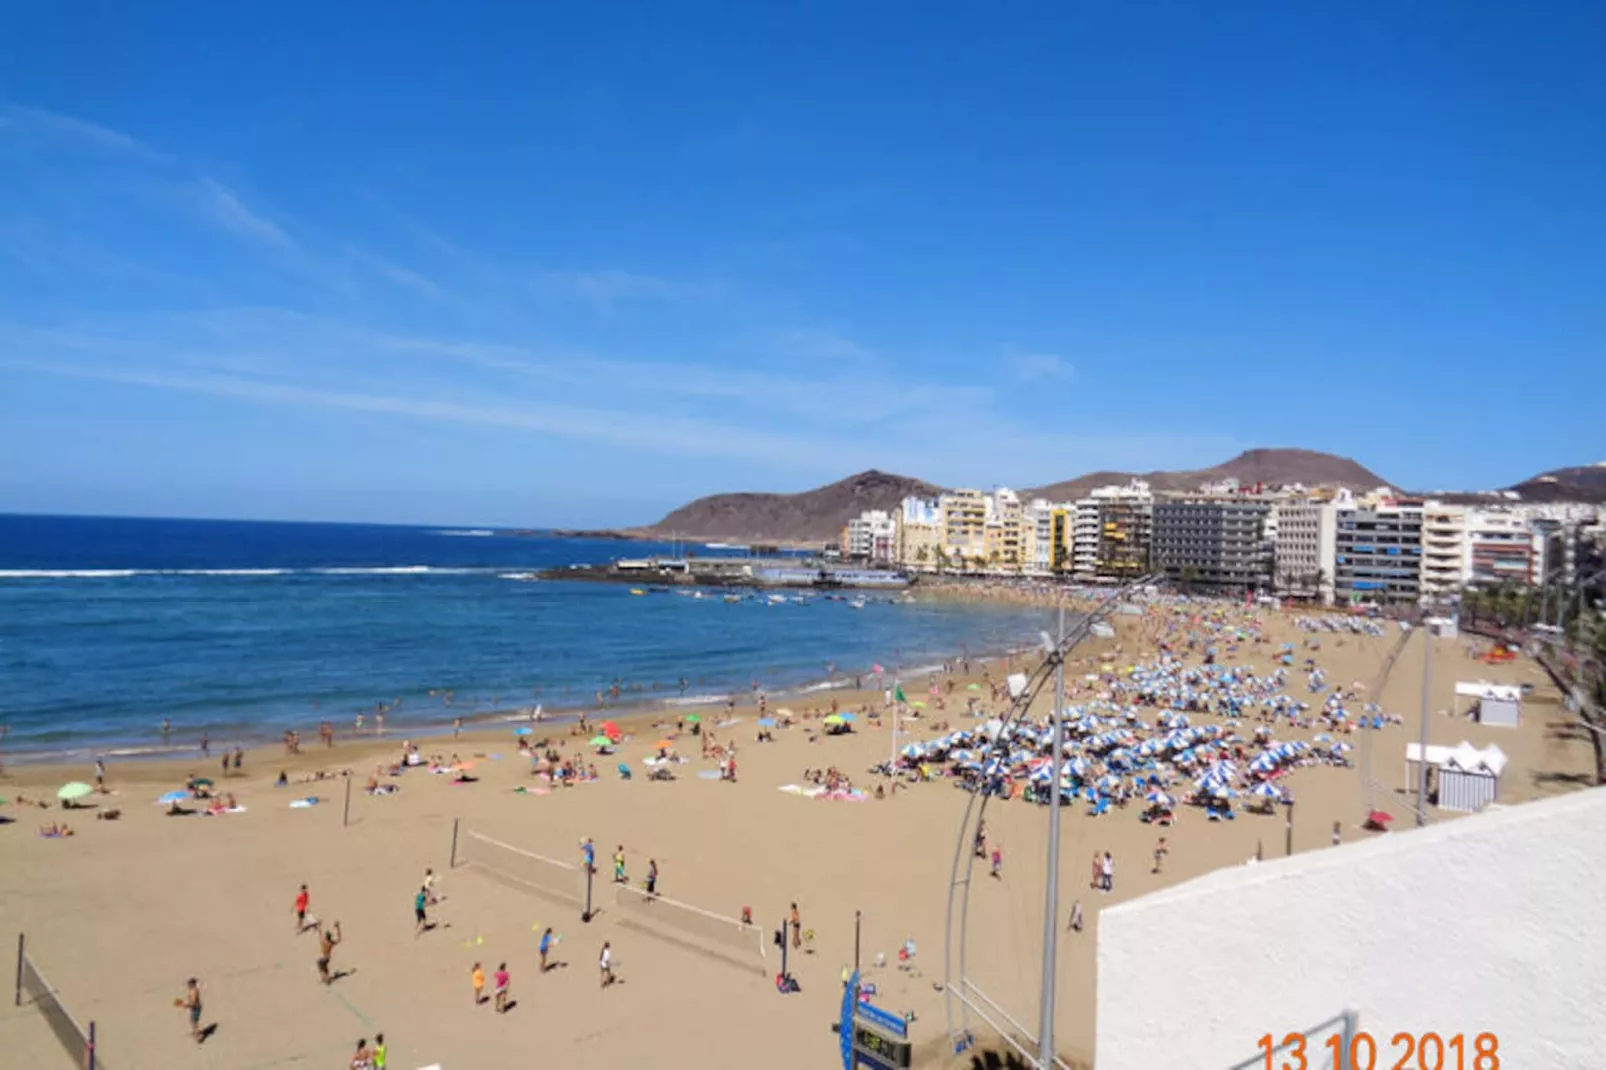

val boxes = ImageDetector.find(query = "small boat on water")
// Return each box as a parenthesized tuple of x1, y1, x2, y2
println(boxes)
(723, 594, 742, 604)
(767, 594, 789, 605)
(849, 598, 867, 609)
(630, 588, 646, 596)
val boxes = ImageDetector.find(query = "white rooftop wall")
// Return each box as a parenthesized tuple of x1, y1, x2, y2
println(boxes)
(1096, 788, 1606, 1070)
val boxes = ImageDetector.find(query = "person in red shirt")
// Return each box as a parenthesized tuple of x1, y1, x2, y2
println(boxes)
(294, 884, 310, 933)
(493, 963, 511, 1013)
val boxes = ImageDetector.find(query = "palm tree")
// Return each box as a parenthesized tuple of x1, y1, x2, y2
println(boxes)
(915, 545, 931, 572)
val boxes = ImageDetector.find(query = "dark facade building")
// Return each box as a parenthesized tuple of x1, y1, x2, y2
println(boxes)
(1151, 500, 1273, 591)
(1334, 503, 1424, 603)
(1094, 501, 1152, 581)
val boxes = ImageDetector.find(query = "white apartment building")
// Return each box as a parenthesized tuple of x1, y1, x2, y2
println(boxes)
(1273, 497, 1339, 601)
(845, 509, 898, 564)
(1420, 504, 1468, 596)
(1465, 509, 1540, 588)
(1070, 479, 1153, 581)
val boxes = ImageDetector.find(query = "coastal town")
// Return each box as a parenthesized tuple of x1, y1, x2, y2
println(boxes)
(838, 473, 1606, 605)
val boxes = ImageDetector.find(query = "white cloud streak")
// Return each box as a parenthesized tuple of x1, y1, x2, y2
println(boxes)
(195, 178, 295, 250)
(0, 103, 166, 160)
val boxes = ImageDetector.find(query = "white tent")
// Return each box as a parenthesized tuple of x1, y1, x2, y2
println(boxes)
(1405, 740, 1507, 812)
(1455, 681, 1521, 727)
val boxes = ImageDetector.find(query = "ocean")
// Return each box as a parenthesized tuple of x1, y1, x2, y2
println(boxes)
(0, 514, 1055, 761)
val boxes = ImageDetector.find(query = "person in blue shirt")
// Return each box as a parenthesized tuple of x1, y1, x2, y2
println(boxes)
(581, 838, 595, 873)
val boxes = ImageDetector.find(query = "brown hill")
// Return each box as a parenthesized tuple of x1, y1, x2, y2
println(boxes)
(1025, 448, 1390, 502)
(1507, 463, 1606, 504)
(640, 470, 944, 544)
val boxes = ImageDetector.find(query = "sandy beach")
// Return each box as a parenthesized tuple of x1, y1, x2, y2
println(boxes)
(1, 600, 1594, 1070)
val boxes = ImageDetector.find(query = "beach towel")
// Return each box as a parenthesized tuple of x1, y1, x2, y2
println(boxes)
(696, 770, 722, 780)
(289, 797, 320, 809)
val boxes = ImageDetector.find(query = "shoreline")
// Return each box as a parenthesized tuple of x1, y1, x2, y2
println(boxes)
(0, 604, 1055, 770)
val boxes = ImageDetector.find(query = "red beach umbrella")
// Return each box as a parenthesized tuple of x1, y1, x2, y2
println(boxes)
(601, 721, 622, 742)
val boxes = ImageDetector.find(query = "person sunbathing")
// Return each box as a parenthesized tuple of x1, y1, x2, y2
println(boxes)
(39, 822, 73, 837)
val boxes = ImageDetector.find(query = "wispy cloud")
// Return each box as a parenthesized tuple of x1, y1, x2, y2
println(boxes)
(1007, 350, 1072, 382)
(773, 326, 877, 363)
(195, 178, 294, 250)
(0, 103, 165, 160)
(534, 268, 720, 310)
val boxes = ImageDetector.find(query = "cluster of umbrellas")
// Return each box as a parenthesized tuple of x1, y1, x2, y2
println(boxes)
(892, 654, 1381, 815)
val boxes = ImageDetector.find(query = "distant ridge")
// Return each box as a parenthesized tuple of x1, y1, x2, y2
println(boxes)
(634, 451, 1603, 546)
(640, 469, 943, 544)
(1024, 448, 1390, 501)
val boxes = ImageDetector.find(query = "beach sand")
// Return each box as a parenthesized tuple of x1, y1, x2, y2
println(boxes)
(0, 604, 1593, 1070)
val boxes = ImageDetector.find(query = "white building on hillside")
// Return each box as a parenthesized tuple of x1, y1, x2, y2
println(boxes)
(845, 509, 897, 564)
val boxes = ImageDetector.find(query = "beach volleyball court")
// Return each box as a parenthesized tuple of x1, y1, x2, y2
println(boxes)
(612, 883, 768, 975)
(457, 829, 586, 911)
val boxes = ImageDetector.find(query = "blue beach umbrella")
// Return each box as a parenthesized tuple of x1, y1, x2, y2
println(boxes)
(757, 718, 776, 727)
(157, 790, 188, 804)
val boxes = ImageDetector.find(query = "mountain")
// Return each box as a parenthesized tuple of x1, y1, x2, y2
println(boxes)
(1024, 448, 1390, 502)
(640, 470, 944, 544)
(1506, 463, 1606, 504)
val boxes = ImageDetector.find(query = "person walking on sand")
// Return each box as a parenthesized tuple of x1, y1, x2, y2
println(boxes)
(599, 941, 614, 988)
(372, 1033, 387, 1070)
(1090, 851, 1100, 891)
(94, 757, 106, 792)
(790, 903, 802, 950)
(1332, 821, 1342, 847)
(645, 859, 659, 899)
(1101, 851, 1114, 893)
(317, 921, 342, 984)
(580, 837, 596, 875)
(613, 845, 627, 884)
(990, 845, 1003, 879)
(1068, 899, 1084, 933)
(178, 977, 203, 1043)
(1152, 836, 1169, 875)
(472, 961, 486, 1004)
(539, 928, 556, 972)
(294, 883, 310, 933)
(414, 886, 430, 936)
(493, 962, 511, 1013)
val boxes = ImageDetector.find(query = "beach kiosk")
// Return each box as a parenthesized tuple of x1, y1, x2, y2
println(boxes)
(1440, 742, 1507, 812)
(1405, 740, 1507, 813)
(1456, 681, 1522, 727)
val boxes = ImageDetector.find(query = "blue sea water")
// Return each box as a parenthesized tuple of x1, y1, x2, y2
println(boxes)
(0, 515, 1054, 760)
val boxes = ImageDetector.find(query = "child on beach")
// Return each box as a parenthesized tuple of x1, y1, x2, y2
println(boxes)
(493, 963, 510, 1012)
(472, 962, 486, 1004)
(599, 942, 614, 988)
(294, 884, 310, 933)
(539, 928, 556, 972)
(1068, 900, 1083, 933)
(373, 1034, 387, 1069)
(990, 846, 1003, 879)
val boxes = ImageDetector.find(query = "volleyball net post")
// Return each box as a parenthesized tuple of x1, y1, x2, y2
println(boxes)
(14, 932, 100, 1070)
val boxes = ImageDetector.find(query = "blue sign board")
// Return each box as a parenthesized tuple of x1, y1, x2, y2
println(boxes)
(840, 972, 860, 1070)
(854, 1000, 909, 1038)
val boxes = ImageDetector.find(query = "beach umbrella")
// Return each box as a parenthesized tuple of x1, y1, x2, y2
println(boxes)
(839, 712, 857, 722)
(910, 701, 927, 709)
(967, 683, 981, 691)
(901, 744, 924, 759)
(1251, 782, 1282, 800)
(57, 782, 93, 801)
(514, 726, 532, 736)
(1145, 790, 1175, 807)
(653, 739, 675, 750)
(588, 735, 613, 748)
(683, 713, 701, 724)
(757, 718, 776, 728)
(157, 790, 188, 804)
(823, 714, 845, 726)
(190, 777, 214, 788)
(601, 721, 622, 741)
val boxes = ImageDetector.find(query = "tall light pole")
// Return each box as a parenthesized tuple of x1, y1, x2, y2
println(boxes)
(1036, 605, 1066, 1068)
(1415, 619, 1433, 827)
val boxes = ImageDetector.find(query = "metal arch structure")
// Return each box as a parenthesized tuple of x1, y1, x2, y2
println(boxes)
(941, 575, 1160, 1066)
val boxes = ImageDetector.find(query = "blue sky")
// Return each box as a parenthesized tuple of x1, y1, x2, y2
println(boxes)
(2, 2, 1603, 527)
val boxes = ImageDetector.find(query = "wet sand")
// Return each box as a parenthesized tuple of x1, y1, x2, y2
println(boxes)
(0, 604, 1593, 1070)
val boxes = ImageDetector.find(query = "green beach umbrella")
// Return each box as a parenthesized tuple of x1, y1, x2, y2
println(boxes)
(57, 782, 94, 801)
(684, 714, 701, 723)
(823, 714, 845, 725)
(589, 735, 613, 747)
(967, 683, 981, 691)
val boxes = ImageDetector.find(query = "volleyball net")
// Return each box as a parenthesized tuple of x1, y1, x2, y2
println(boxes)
(14, 933, 100, 1070)
(612, 882, 767, 974)
(455, 829, 587, 911)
